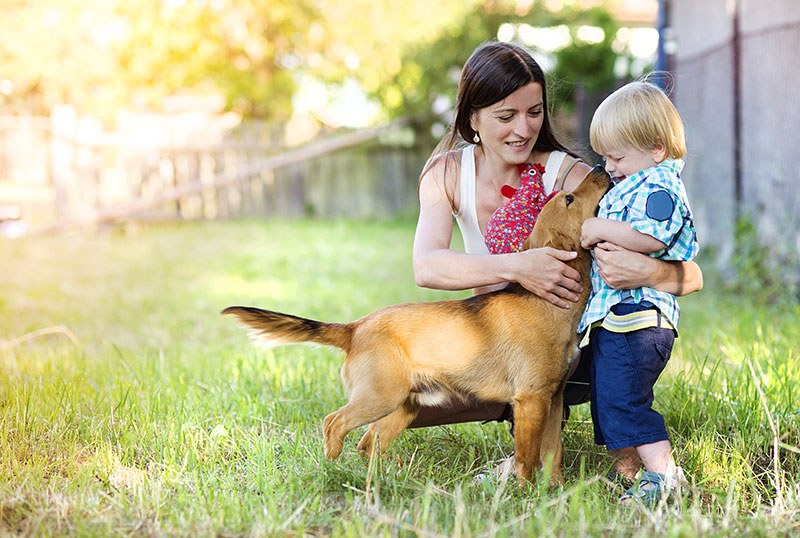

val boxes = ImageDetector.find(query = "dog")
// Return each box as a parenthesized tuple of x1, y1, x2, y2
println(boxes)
(223, 165, 611, 484)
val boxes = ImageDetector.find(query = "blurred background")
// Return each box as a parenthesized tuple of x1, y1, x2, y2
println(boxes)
(0, 0, 798, 296)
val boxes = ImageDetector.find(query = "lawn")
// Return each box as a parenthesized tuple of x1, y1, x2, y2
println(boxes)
(2, 218, 799, 536)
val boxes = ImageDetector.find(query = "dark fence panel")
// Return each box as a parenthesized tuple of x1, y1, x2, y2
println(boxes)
(671, 0, 800, 292)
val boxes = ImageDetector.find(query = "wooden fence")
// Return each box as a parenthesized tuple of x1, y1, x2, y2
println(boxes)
(0, 113, 426, 234)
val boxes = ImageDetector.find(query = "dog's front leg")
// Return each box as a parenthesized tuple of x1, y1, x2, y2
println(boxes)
(539, 388, 565, 485)
(512, 392, 551, 483)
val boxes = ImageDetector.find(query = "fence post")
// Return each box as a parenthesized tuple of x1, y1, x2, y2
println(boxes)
(50, 105, 77, 218)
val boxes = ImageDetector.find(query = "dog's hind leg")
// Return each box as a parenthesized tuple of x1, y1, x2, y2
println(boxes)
(512, 391, 553, 483)
(323, 390, 409, 460)
(323, 363, 411, 460)
(356, 398, 421, 457)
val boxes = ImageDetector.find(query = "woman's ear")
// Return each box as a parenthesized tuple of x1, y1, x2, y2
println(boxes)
(469, 111, 479, 136)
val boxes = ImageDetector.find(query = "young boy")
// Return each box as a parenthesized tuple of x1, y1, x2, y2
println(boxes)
(579, 81, 698, 507)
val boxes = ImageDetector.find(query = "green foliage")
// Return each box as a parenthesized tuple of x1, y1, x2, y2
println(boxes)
(0, 0, 125, 116)
(2, 219, 799, 535)
(727, 215, 791, 303)
(0, 0, 631, 128)
(368, 1, 627, 148)
(548, 6, 620, 111)
(0, 0, 322, 121)
(0, 0, 475, 122)
(114, 0, 320, 121)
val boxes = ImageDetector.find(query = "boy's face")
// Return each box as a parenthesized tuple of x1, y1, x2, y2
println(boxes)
(600, 144, 666, 182)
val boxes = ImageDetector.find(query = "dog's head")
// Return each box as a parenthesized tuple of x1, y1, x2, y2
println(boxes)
(528, 165, 611, 252)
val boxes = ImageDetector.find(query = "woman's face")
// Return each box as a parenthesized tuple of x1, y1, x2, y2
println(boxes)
(470, 82, 544, 165)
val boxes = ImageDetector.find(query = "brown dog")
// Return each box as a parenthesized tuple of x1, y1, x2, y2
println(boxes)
(223, 166, 610, 483)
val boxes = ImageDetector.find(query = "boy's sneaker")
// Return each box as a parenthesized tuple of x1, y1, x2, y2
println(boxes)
(618, 467, 688, 509)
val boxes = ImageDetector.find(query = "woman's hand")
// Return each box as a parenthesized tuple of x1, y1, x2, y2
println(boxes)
(593, 242, 654, 289)
(593, 242, 703, 295)
(513, 247, 583, 309)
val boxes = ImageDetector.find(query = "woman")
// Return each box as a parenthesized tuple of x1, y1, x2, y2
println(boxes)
(409, 41, 703, 480)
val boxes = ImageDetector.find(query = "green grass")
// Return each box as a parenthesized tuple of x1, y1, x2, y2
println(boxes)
(2, 218, 799, 536)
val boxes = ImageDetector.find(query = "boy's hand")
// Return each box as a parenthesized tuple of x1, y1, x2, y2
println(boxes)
(580, 217, 606, 249)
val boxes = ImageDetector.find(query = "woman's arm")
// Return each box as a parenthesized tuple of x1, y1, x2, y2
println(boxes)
(593, 241, 703, 296)
(412, 164, 583, 308)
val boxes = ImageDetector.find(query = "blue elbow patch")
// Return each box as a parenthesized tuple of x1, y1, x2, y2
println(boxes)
(645, 190, 674, 222)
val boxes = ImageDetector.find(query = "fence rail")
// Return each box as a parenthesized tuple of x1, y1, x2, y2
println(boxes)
(0, 113, 425, 235)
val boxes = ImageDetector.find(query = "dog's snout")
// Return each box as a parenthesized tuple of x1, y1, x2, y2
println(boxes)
(592, 164, 604, 175)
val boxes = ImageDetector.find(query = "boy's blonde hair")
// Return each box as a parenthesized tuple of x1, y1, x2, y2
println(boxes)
(590, 81, 686, 160)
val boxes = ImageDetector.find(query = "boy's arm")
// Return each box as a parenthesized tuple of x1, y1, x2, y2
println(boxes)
(580, 217, 666, 253)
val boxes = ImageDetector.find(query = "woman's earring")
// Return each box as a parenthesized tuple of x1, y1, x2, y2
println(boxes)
(473, 133, 480, 144)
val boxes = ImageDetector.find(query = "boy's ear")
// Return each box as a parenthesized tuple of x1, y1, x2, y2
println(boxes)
(652, 142, 667, 163)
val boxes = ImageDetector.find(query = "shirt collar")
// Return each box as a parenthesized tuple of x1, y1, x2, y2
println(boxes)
(610, 159, 684, 191)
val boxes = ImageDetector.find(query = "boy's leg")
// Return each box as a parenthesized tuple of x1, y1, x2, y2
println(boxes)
(618, 439, 685, 505)
(590, 306, 676, 483)
(608, 447, 642, 480)
(590, 305, 683, 504)
(636, 439, 678, 476)
(590, 335, 643, 480)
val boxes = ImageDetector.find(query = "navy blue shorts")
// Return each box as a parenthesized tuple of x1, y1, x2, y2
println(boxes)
(589, 303, 675, 450)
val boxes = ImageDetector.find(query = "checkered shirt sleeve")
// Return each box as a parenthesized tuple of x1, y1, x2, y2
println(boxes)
(622, 160, 698, 260)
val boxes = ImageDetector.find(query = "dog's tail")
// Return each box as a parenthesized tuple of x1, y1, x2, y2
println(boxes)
(222, 306, 353, 351)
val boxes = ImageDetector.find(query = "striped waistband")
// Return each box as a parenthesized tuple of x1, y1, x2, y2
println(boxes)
(580, 308, 674, 348)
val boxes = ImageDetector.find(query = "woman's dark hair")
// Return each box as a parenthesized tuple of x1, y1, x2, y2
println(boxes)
(423, 41, 576, 181)
(454, 41, 567, 153)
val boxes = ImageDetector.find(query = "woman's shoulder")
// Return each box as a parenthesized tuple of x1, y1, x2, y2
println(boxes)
(421, 148, 465, 188)
(419, 148, 464, 210)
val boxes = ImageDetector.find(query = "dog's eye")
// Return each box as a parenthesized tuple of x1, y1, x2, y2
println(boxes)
(565, 194, 575, 206)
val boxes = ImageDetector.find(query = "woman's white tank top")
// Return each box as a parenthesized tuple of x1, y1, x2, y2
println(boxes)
(453, 145, 567, 254)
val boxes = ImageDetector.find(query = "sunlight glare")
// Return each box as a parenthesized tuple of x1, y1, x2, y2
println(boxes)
(576, 25, 605, 44)
(344, 54, 361, 70)
(497, 23, 515, 42)
(164, 0, 187, 10)
(628, 27, 659, 58)
(518, 24, 571, 52)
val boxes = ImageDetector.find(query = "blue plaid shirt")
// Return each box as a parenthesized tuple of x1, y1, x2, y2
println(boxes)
(579, 159, 698, 334)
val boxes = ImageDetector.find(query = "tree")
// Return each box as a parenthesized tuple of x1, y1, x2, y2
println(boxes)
(0, 0, 125, 116)
(114, 0, 320, 121)
(0, 0, 323, 121)
(0, 0, 627, 135)
(358, 1, 624, 149)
